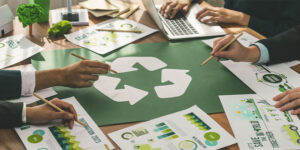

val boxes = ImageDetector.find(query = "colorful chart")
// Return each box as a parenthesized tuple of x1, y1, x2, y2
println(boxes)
(153, 122, 179, 140)
(49, 126, 82, 150)
(27, 134, 43, 144)
(121, 132, 134, 140)
(178, 140, 198, 150)
(255, 65, 293, 92)
(134, 144, 162, 150)
(184, 113, 211, 131)
(132, 127, 149, 137)
(204, 132, 220, 146)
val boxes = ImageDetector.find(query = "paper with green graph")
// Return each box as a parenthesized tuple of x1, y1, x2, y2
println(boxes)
(31, 40, 254, 126)
(15, 97, 114, 150)
(109, 105, 236, 149)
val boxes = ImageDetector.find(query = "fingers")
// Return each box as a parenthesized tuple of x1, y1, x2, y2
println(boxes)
(80, 74, 99, 81)
(212, 34, 234, 55)
(273, 87, 300, 101)
(81, 60, 110, 69)
(51, 111, 74, 120)
(81, 67, 108, 75)
(182, 5, 190, 13)
(196, 9, 218, 21)
(170, 4, 183, 19)
(291, 108, 300, 115)
(51, 99, 78, 121)
(164, 2, 177, 18)
(160, 1, 171, 14)
(279, 99, 300, 112)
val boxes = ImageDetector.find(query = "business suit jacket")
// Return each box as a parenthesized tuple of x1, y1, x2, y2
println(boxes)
(225, 0, 300, 37)
(259, 24, 300, 64)
(0, 70, 23, 128)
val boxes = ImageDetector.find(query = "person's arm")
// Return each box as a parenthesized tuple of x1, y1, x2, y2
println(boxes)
(0, 101, 23, 128)
(258, 24, 300, 64)
(0, 70, 21, 100)
(248, 16, 300, 37)
(35, 60, 109, 91)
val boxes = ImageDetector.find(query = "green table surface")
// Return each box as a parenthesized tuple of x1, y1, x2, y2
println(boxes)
(31, 40, 254, 126)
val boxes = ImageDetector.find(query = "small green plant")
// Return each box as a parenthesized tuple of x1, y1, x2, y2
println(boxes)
(48, 20, 72, 37)
(17, 3, 44, 35)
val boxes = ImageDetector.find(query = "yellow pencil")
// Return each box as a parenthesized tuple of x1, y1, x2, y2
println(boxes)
(33, 93, 86, 127)
(200, 33, 243, 66)
(71, 53, 118, 74)
(96, 28, 142, 33)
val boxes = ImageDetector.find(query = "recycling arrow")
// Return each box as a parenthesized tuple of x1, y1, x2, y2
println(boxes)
(94, 76, 148, 105)
(154, 69, 192, 98)
(107, 57, 167, 73)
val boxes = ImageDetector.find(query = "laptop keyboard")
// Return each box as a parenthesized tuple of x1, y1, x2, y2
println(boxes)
(158, 10, 199, 36)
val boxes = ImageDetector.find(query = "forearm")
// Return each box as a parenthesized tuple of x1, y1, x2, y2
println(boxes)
(35, 68, 64, 91)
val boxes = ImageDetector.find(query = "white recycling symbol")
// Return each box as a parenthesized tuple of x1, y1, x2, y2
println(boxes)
(94, 57, 192, 105)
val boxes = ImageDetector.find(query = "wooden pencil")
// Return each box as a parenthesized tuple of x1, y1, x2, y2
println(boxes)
(200, 33, 243, 66)
(96, 28, 142, 33)
(33, 93, 86, 127)
(71, 53, 118, 74)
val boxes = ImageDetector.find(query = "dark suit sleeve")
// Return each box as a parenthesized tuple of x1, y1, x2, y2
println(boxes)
(0, 101, 23, 128)
(0, 70, 22, 100)
(248, 16, 300, 37)
(258, 25, 300, 64)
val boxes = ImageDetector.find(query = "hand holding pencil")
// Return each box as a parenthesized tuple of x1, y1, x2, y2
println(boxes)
(201, 33, 261, 65)
(26, 96, 81, 129)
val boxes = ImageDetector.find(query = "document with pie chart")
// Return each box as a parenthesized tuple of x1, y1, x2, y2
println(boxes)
(65, 19, 157, 55)
(94, 56, 192, 105)
(109, 105, 236, 150)
(221, 60, 300, 104)
(15, 97, 114, 150)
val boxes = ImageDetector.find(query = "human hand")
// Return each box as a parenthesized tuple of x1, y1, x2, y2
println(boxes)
(160, 0, 193, 19)
(196, 7, 250, 26)
(60, 60, 110, 88)
(211, 34, 260, 62)
(273, 88, 300, 115)
(26, 98, 77, 129)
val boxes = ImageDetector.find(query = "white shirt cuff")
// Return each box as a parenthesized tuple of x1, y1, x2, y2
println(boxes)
(253, 42, 270, 64)
(22, 102, 26, 123)
(21, 71, 36, 97)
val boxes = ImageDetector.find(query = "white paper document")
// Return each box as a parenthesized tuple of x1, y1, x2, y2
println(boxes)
(220, 94, 300, 150)
(0, 34, 43, 69)
(109, 105, 236, 150)
(15, 97, 114, 150)
(221, 60, 300, 103)
(65, 19, 157, 55)
(202, 32, 259, 48)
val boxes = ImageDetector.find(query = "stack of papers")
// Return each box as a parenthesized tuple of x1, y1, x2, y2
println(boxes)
(79, 0, 139, 18)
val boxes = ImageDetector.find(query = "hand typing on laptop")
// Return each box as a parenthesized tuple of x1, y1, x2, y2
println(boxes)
(160, 0, 194, 19)
(196, 7, 250, 26)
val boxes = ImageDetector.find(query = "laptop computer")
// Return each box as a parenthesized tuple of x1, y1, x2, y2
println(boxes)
(142, 0, 226, 40)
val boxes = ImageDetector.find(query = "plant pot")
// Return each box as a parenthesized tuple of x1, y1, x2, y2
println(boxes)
(29, 0, 50, 23)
